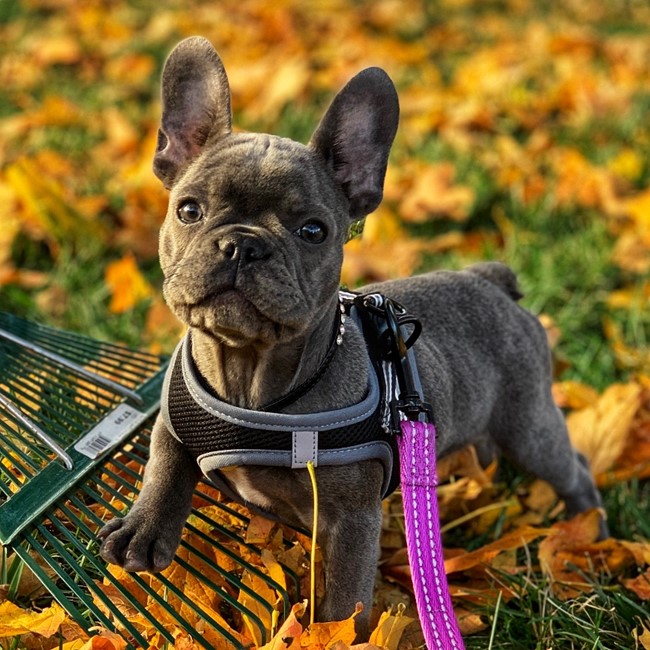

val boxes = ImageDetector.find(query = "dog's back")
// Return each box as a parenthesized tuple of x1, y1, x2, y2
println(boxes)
(363, 262, 553, 457)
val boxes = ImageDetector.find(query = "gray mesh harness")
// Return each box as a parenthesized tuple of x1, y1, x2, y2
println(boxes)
(161, 328, 401, 502)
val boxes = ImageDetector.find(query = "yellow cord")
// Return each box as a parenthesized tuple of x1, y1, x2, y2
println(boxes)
(306, 460, 318, 627)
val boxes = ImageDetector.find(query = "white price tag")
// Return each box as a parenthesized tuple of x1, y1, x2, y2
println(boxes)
(74, 404, 148, 459)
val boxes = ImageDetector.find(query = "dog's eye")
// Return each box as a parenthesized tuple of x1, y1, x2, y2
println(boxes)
(295, 221, 327, 244)
(177, 200, 203, 224)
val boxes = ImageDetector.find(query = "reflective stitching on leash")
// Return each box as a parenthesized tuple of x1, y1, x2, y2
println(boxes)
(409, 420, 443, 648)
(400, 419, 465, 650)
(422, 421, 459, 648)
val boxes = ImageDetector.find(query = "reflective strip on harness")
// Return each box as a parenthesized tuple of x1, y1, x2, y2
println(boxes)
(292, 431, 318, 468)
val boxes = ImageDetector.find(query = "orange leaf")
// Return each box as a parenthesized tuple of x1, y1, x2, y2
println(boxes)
(399, 162, 475, 223)
(539, 510, 635, 600)
(623, 567, 650, 601)
(246, 515, 277, 545)
(85, 631, 128, 650)
(61, 629, 127, 650)
(552, 381, 599, 410)
(261, 549, 288, 593)
(444, 525, 552, 574)
(299, 603, 360, 648)
(105, 253, 153, 314)
(258, 601, 306, 650)
(173, 633, 200, 649)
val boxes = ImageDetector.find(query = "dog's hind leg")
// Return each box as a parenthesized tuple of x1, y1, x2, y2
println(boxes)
(491, 394, 608, 539)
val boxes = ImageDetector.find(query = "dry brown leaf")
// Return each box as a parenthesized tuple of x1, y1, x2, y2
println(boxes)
(523, 480, 559, 516)
(436, 445, 495, 485)
(299, 603, 360, 649)
(455, 608, 488, 636)
(620, 540, 650, 566)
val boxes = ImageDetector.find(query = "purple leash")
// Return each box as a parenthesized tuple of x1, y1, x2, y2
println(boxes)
(398, 418, 465, 650)
(347, 291, 465, 648)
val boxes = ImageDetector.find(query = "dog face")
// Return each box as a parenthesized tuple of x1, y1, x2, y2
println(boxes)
(159, 134, 348, 347)
(154, 37, 399, 347)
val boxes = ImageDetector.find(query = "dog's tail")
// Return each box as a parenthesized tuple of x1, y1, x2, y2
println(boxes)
(467, 262, 523, 301)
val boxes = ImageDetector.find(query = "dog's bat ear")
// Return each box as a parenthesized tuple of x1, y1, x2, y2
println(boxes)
(309, 68, 399, 219)
(153, 37, 232, 189)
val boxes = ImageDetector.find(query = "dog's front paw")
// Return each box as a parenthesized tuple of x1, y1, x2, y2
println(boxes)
(98, 515, 180, 573)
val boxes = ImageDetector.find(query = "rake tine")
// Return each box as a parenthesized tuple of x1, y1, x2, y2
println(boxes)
(0, 393, 74, 470)
(0, 329, 144, 406)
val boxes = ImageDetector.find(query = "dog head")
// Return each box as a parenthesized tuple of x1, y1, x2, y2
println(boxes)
(154, 37, 399, 347)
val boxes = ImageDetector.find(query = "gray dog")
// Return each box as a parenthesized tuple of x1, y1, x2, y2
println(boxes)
(99, 36, 606, 638)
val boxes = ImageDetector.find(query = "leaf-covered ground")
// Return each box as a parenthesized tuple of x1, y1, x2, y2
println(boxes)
(1, 0, 650, 648)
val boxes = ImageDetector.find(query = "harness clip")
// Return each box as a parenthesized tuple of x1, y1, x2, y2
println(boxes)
(382, 300, 434, 428)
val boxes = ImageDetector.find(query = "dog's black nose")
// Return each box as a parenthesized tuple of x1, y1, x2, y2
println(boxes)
(218, 233, 271, 264)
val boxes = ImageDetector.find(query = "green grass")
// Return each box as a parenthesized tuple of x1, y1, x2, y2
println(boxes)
(466, 571, 648, 650)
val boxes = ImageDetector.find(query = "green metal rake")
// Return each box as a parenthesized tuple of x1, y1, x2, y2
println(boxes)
(0, 312, 297, 648)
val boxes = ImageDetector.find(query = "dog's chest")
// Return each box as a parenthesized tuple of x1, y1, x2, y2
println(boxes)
(218, 466, 274, 510)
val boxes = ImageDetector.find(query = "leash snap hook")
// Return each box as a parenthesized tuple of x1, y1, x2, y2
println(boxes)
(383, 300, 434, 428)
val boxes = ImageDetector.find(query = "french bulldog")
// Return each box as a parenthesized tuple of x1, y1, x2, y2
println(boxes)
(99, 36, 607, 639)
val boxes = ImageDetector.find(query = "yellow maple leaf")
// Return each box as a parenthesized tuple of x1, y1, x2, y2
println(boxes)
(566, 382, 642, 476)
(0, 601, 67, 638)
(105, 253, 153, 314)
(635, 626, 650, 650)
(368, 604, 414, 650)
(238, 568, 280, 647)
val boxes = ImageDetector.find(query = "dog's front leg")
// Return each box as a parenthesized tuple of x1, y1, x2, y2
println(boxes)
(316, 463, 384, 640)
(98, 414, 201, 572)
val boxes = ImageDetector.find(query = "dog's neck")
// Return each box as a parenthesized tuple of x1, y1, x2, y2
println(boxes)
(190, 295, 341, 410)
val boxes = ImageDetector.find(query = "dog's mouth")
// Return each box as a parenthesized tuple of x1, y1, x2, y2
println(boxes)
(171, 288, 304, 347)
